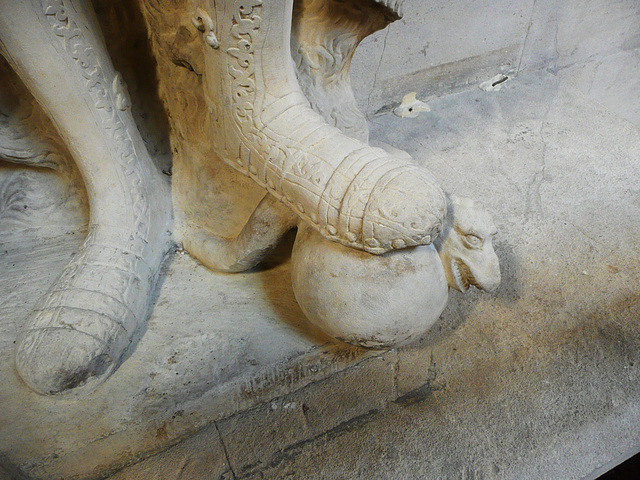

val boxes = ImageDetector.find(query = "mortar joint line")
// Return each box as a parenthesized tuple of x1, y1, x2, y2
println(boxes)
(214, 420, 237, 479)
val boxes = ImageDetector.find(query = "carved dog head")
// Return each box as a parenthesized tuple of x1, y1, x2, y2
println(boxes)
(435, 196, 501, 292)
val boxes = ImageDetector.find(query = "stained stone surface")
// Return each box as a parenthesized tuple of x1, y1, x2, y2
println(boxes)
(0, 230, 381, 479)
(352, 0, 640, 116)
(268, 70, 640, 480)
(2, 68, 640, 479)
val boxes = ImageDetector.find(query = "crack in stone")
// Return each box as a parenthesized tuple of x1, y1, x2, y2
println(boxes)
(516, 0, 538, 74)
(524, 102, 553, 221)
(214, 420, 237, 480)
(392, 348, 400, 399)
(366, 27, 391, 118)
(249, 409, 381, 478)
(565, 220, 605, 248)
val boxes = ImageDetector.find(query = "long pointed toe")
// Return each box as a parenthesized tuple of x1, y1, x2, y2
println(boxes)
(15, 327, 118, 395)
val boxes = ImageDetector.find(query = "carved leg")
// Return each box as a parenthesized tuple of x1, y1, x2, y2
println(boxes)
(196, 0, 446, 256)
(0, 0, 172, 394)
(183, 194, 297, 272)
(182, 0, 398, 271)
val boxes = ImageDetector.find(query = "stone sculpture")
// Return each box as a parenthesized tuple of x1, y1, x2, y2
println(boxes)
(291, 195, 500, 348)
(0, 0, 173, 395)
(0, 0, 500, 395)
(184, 0, 447, 258)
(435, 196, 501, 294)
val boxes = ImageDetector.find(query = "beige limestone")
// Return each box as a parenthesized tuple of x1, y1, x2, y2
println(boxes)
(0, 0, 173, 395)
(139, 0, 497, 350)
(0, 0, 499, 396)
(290, 195, 500, 348)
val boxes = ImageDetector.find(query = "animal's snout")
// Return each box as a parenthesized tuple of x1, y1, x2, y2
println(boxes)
(479, 251, 501, 292)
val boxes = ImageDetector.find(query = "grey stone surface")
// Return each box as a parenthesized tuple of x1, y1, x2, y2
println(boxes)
(0, 229, 380, 479)
(108, 70, 640, 479)
(350, 0, 640, 117)
(106, 426, 231, 480)
(558, 47, 640, 127)
(217, 353, 396, 478)
(351, 0, 534, 114)
(249, 71, 640, 480)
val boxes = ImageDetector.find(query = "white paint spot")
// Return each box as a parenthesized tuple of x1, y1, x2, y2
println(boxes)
(393, 92, 431, 118)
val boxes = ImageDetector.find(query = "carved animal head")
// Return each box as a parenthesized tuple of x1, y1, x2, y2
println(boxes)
(435, 196, 501, 292)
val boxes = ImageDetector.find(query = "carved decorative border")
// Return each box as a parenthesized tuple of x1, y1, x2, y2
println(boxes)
(41, 0, 149, 244)
(223, 0, 443, 254)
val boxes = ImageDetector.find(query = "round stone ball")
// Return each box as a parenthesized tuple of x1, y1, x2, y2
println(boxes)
(291, 223, 449, 348)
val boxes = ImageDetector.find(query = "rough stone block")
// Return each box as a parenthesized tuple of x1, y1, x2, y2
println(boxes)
(294, 353, 397, 436)
(107, 426, 231, 480)
(216, 397, 310, 478)
(217, 352, 396, 477)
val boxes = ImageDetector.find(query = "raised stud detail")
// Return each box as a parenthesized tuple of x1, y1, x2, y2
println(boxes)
(392, 239, 405, 249)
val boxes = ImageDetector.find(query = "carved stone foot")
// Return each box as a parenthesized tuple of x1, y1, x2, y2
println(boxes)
(16, 329, 112, 394)
(196, 0, 446, 255)
(183, 193, 298, 272)
(0, 0, 172, 394)
(14, 225, 168, 394)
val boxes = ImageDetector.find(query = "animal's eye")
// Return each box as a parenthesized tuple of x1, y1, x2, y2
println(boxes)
(464, 234, 482, 249)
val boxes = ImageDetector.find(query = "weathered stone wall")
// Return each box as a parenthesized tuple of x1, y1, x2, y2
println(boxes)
(351, 0, 640, 115)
